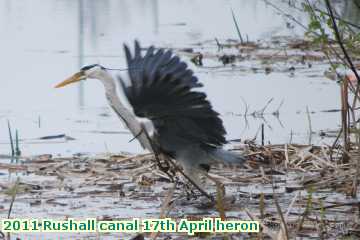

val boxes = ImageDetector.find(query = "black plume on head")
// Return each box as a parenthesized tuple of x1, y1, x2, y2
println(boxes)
(80, 64, 105, 71)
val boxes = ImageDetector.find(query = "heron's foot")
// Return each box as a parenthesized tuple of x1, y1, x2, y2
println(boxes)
(154, 154, 178, 182)
(157, 161, 170, 173)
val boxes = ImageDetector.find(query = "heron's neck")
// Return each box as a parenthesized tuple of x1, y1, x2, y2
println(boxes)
(99, 71, 133, 124)
(98, 71, 152, 151)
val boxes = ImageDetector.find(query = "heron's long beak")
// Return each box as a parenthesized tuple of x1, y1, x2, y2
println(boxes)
(55, 71, 86, 88)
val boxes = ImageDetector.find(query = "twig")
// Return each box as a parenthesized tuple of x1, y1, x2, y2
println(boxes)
(354, 0, 360, 10)
(215, 182, 226, 220)
(269, 147, 289, 239)
(150, 182, 176, 239)
(306, 106, 312, 145)
(301, 0, 360, 30)
(313, 200, 360, 210)
(340, 78, 350, 152)
(284, 144, 289, 169)
(266, 0, 348, 66)
(230, 8, 244, 43)
(259, 192, 265, 239)
(273, 193, 289, 240)
(285, 192, 299, 220)
(296, 188, 313, 232)
(7, 181, 18, 218)
(6, 178, 20, 240)
(271, 171, 289, 239)
(352, 124, 360, 197)
(261, 123, 265, 146)
(251, 124, 263, 142)
(214, 38, 223, 51)
(263, 0, 309, 33)
(317, 198, 326, 239)
(325, 0, 360, 104)
(330, 127, 342, 160)
(159, 183, 176, 217)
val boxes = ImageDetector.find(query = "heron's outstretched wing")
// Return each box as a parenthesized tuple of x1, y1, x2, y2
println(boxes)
(119, 41, 226, 151)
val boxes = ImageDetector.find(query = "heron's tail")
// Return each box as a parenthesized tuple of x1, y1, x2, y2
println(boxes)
(210, 148, 247, 165)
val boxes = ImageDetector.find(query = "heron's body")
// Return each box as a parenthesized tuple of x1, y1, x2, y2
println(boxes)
(56, 41, 245, 183)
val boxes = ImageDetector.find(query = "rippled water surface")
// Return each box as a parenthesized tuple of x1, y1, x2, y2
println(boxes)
(0, 0, 344, 157)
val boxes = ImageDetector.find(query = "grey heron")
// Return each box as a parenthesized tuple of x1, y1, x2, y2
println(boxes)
(55, 41, 246, 185)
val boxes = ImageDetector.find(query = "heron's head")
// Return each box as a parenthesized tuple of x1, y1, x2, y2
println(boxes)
(55, 64, 107, 88)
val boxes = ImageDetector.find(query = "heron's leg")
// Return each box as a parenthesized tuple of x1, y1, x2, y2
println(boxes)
(139, 124, 213, 201)
(137, 124, 173, 179)
(155, 153, 169, 171)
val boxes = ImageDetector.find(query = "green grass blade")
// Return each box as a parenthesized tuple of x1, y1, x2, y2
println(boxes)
(7, 120, 15, 156)
(15, 129, 21, 156)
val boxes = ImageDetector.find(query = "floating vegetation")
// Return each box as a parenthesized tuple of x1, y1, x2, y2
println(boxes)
(0, 141, 359, 239)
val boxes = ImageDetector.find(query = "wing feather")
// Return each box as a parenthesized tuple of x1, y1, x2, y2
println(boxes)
(119, 41, 227, 152)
